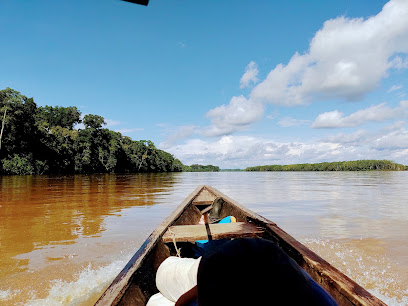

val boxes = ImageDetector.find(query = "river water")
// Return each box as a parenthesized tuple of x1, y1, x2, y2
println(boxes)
(0, 172, 407, 305)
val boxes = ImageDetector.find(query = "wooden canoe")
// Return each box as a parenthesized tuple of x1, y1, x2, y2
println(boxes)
(96, 185, 385, 306)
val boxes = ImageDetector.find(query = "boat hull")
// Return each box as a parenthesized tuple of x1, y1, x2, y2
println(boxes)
(96, 185, 385, 306)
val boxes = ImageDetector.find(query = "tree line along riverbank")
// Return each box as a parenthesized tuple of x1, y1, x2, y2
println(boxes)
(0, 88, 218, 175)
(2, 89, 405, 175)
(183, 164, 220, 172)
(245, 160, 408, 171)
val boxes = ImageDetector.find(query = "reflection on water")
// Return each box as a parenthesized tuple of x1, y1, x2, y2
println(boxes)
(0, 173, 183, 304)
(1, 172, 408, 305)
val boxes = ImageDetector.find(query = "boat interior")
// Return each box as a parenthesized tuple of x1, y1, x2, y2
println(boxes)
(96, 185, 385, 306)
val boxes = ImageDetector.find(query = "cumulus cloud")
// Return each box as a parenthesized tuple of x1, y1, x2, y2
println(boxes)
(382, 120, 406, 131)
(165, 135, 367, 168)
(167, 136, 285, 167)
(311, 102, 408, 128)
(320, 120, 408, 148)
(250, 0, 408, 106)
(166, 122, 408, 168)
(278, 116, 310, 127)
(321, 129, 369, 145)
(240, 61, 259, 89)
(372, 120, 408, 150)
(204, 95, 264, 136)
(374, 129, 408, 149)
(160, 125, 196, 149)
(202, 0, 408, 136)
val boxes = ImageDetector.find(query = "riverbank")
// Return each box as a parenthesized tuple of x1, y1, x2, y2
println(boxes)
(245, 160, 407, 171)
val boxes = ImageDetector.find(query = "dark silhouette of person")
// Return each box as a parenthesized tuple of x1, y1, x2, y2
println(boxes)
(176, 238, 337, 306)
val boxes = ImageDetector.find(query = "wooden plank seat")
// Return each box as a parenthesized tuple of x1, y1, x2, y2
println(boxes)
(162, 222, 264, 243)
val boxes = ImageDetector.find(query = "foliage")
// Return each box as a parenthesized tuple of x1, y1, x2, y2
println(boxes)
(0, 88, 38, 157)
(2, 154, 35, 175)
(0, 88, 184, 175)
(36, 105, 81, 130)
(1, 154, 48, 175)
(183, 164, 220, 172)
(245, 160, 408, 172)
(83, 114, 106, 129)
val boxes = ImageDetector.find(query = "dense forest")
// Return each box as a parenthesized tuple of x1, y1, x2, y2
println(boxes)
(183, 164, 220, 172)
(245, 160, 408, 172)
(0, 88, 185, 175)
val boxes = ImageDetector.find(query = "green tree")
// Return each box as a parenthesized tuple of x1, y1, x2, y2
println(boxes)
(0, 88, 39, 162)
(83, 114, 106, 129)
(183, 164, 220, 172)
(36, 106, 81, 130)
(0, 88, 186, 175)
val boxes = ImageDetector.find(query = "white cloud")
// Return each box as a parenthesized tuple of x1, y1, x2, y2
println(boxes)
(387, 84, 403, 93)
(160, 125, 196, 149)
(165, 135, 364, 168)
(400, 100, 408, 108)
(240, 61, 259, 89)
(201, 0, 408, 137)
(321, 121, 407, 148)
(278, 116, 310, 127)
(204, 95, 264, 136)
(250, 0, 408, 106)
(321, 130, 369, 145)
(389, 55, 408, 69)
(374, 129, 408, 149)
(311, 102, 408, 128)
(115, 128, 142, 134)
(166, 123, 408, 168)
(382, 120, 406, 131)
(105, 119, 120, 127)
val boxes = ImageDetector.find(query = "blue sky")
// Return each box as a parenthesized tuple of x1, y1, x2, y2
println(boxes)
(1, 0, 408, 168)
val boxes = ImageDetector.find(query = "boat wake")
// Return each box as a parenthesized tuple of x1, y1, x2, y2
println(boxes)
(25, 260, 127, 306)
(302, 238, 408, 306)
(0, 289, 20, 302)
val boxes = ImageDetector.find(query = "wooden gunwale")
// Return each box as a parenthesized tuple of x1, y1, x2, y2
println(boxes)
(96, 185, 385, 306)
(96, 185, 207, 306)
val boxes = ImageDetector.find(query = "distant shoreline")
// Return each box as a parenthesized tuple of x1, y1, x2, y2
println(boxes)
(244, 160, 407, 172)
